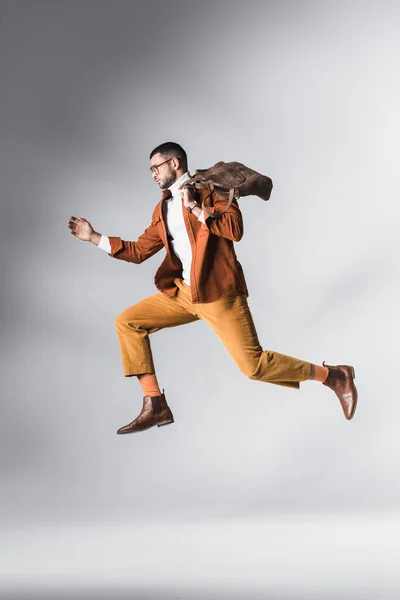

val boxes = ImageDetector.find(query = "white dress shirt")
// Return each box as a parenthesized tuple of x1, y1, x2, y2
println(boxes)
(97, 171, 206, 286)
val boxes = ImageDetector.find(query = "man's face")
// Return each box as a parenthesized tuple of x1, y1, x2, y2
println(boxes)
(150, 153, 177, 190)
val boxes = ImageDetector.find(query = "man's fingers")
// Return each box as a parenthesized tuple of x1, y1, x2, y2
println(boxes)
(68, 216, 86, 229)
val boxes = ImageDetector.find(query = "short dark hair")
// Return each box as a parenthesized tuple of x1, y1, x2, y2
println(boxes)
(149, 141, 188, 171)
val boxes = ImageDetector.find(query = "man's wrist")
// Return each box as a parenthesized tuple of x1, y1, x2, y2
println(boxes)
(90, 231, 101, 245)
(188, 203, 202, 218)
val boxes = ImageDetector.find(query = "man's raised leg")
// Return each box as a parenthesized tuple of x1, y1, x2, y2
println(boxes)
(196, 293, 357, 420)
(115, 289, 199, 433)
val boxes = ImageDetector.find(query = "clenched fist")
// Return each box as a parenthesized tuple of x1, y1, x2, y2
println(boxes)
(68, 216, 97, 243)
(178, 184, 197, 209)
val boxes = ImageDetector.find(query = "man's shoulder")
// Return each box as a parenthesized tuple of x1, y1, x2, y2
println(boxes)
(195, 188, 240, 208)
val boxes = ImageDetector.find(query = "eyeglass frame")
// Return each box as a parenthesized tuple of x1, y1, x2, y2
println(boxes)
(149, 157, 175, 174)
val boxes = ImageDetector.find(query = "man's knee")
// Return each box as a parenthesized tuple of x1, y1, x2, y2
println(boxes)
(239, 354, 267, 380)
(237, 361, 260, 380)
(247, 368, 261, 381)
(115, 309, 139, 330)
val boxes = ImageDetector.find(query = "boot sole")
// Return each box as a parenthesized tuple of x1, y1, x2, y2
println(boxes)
(117, 418, 174, 434)
(348, 397, 357, 420)
(347, 366, 357, 420)
(157, 419, 174, 427)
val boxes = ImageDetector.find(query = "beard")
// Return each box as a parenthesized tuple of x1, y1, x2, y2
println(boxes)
(159, 165, 177, 189)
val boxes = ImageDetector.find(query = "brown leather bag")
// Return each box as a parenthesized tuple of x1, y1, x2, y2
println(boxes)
(182, 161, 273, 218)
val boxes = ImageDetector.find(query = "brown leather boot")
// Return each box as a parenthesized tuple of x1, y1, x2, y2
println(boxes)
(117, 390, 174, 434)
(322, 362, 358, 420)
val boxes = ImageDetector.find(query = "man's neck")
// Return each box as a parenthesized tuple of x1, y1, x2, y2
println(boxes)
(168, 171, 190, 193)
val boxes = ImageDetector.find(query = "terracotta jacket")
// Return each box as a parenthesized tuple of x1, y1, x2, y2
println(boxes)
(107, 187, 249, 304)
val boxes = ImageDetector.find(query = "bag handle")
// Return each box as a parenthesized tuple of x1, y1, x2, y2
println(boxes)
(184, 182, 238, 219)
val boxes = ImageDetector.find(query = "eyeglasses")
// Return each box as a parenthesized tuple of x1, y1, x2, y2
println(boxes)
(149, 158, 174, 174)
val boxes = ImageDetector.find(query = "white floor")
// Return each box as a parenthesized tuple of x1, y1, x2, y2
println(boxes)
(1, 513, 399, 599)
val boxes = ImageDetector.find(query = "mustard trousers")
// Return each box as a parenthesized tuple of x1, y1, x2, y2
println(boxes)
(115, 278, 312, 389)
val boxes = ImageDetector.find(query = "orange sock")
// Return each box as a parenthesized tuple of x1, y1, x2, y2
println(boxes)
(137, 373, 162, 397)
(311, 364, 329, 383)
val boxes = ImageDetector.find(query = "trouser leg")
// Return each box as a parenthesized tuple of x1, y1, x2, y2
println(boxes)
(195, 291, 312, 389)
(115, 289, 199, 376)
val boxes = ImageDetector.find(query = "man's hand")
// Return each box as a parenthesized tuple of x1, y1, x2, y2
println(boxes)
(68, 216, 99, 243)
(178, 184, 197, 209)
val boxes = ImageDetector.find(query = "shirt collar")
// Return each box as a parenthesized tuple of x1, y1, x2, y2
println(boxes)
(161, 171, 191, 201)
(168, 171, 191, 196)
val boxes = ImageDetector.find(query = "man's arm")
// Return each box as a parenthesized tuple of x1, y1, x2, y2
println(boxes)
(193, 194, 243, 242)
(180, 187, 243, 242)
(92, 221, 164, 264)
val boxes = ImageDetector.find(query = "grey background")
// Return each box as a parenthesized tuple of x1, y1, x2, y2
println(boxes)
(1, 0, 399, 598)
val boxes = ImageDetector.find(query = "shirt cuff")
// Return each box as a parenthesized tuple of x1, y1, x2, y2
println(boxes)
(98, 234, 112, 253)
(198, 209, 206, 224)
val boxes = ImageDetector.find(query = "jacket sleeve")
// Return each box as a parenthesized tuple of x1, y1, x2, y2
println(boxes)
(200, 193, 244, 242)
(106, 220, 164, 264)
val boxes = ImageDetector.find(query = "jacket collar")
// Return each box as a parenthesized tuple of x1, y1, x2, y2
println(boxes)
(161, 188, 172, 201)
